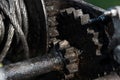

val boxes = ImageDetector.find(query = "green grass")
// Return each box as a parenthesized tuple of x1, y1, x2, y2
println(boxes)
(87, 0, 120, 9)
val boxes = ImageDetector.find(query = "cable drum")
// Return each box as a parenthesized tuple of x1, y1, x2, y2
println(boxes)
(24, 0, 48, 57)
(0, 0, 49, 64)
(0, 0, 29, 63)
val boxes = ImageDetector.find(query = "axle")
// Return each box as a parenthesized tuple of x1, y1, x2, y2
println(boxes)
(0, 54, 63, 80)
(0, 40, 80, 80)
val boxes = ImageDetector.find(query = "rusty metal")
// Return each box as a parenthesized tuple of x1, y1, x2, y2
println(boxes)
(0, 40, 80, 80)
(0, 54, 62, 80)
(0, 0, 120, 80)
(53, 40, 80, 79)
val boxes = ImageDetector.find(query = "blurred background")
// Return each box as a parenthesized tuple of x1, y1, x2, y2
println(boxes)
(86, 0, 120, 9)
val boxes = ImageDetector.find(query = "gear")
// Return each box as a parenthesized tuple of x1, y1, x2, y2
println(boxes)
(45, 0, 59, 45)
(54, 40, 80, 79)
(57, 7, 118, 79)
(60, 7, 83, 18)
(44, 0, 118, 79)
(44, 2, 105, 78)
(44, 1, 80, 79)
(59, 7, 90, 25)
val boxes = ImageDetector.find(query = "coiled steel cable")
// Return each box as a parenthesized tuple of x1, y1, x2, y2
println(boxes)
(0, 0, 29, 62)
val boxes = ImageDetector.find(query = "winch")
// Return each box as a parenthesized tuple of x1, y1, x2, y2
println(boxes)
(0, 0, 120, 80)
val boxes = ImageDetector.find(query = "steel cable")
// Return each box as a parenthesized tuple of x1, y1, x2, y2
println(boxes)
(0, 0, 29, 62)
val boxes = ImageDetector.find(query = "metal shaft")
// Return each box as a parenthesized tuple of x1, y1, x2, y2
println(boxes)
(0, 54, 63, 80)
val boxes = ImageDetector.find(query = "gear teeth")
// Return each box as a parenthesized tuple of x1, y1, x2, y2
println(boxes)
(57, 40, 80, 79)
(60, 7, 90, 25)
(46, 5, 59, 17)
(65, 8, 75, 14)
(45, 1, 81, 79)
(57, 7, 116, 80)
(45, 1, 84, 79)
(73, 9, 83, 19)
(65, 47, 79, 63)
(49, 27, 59, 37)
(80, 14, 90, 25)
(59, 40, 70, 50)
(49, 38, 60, 45)
(48, 16, 58, 27)
(76, 9, 83, 16)
(60, 7, 75, 14)
(60, 8, 84, 19)
(45, 1, 59, 46)
(53, 39, 61, 45)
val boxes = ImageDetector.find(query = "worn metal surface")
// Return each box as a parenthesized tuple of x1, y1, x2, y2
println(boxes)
(53, 40, 80, 79)
(0, 54, 63, 80)
(44, 0, 80, 79)
(0, 40, 80, 80)
(0, 0, 118, 80)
